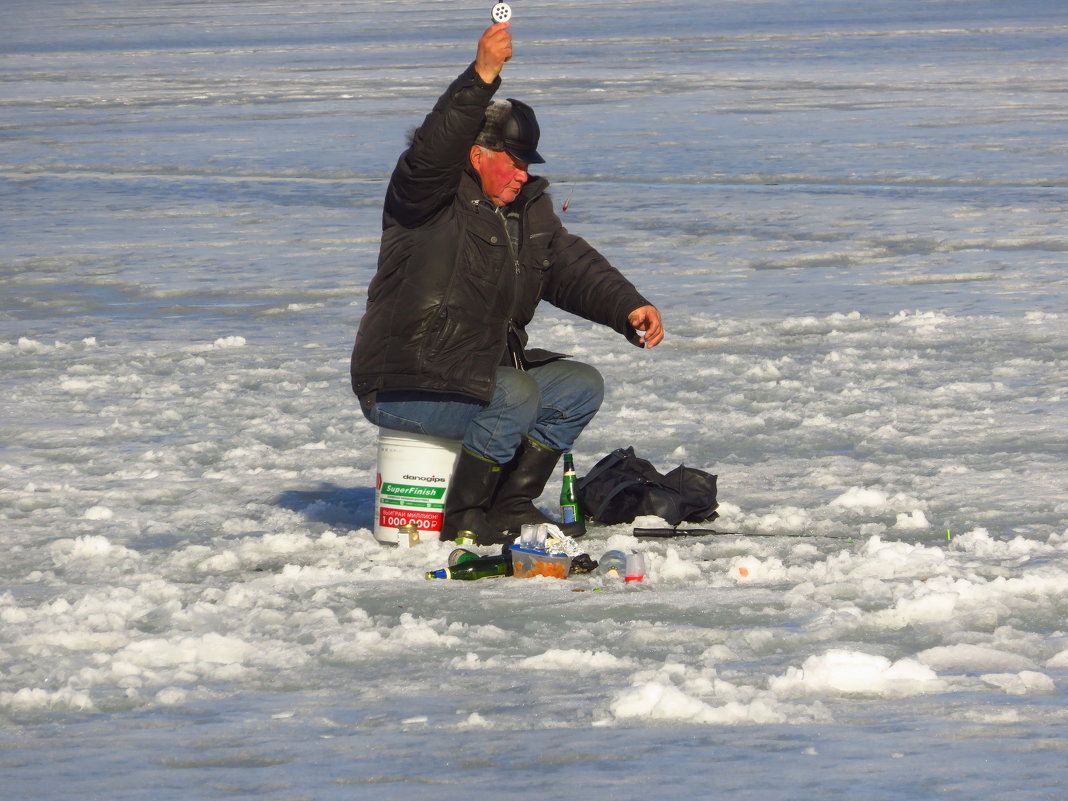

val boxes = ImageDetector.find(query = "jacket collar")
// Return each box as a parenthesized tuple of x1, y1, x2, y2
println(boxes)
(460, 166, 549, 212)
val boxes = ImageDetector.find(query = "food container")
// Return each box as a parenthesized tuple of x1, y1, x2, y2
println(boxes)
(508, 545, 570, 580)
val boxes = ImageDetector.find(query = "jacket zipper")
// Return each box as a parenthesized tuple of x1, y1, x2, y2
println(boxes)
(491, 203, 525, 371)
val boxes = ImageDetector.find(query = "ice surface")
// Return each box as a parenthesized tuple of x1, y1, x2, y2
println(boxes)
(2, 1, 1067, 799)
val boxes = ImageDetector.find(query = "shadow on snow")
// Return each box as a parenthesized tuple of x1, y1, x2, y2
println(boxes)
(273, 483, 376, 531)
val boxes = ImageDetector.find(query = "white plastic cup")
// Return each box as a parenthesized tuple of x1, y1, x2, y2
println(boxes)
(519, 523, 537, 548)
(535, 523, 549, 548)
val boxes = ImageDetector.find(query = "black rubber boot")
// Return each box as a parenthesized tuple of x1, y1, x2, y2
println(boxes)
(441, 448, 515, 546)
(485, 437, 586, 538)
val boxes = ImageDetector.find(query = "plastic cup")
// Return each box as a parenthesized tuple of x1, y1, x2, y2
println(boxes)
(519, 524, 537, 548)
(624, 553, 646, 582)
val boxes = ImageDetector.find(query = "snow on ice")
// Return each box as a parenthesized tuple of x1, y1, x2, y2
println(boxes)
(1, 1, 1067, 799)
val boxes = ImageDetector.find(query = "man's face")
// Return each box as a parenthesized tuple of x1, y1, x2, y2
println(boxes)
(471, 146, 529, 207)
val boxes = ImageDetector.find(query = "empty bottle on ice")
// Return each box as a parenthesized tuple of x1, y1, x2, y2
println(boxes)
(424, 552, 512, 581)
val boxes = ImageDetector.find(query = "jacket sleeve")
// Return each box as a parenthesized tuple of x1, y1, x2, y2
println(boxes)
(541, 210, 653, 348)
(384, 64, 499, 229)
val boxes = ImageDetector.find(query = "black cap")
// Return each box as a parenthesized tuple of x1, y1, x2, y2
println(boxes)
(475, 98, 546, 164)
(501, 98, 545, 164)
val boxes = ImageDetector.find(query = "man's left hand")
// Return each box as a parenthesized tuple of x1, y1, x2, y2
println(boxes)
(628, 305, 664, 348)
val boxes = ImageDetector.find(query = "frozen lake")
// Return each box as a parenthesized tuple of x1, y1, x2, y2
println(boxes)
(2, 1, 1067, 798)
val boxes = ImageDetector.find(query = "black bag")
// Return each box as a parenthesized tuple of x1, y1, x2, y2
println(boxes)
(576, 447, 718, 527)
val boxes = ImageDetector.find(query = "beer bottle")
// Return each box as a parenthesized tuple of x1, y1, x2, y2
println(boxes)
(424, 552, 512, 581)
(559, 452, 582, 525)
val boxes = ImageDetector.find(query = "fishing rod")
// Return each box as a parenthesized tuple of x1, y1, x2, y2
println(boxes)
(633, 527, 957, 545)
(632, 527, 855, 540)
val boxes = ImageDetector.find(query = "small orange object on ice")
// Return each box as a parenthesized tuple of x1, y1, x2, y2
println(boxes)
(737, 566, 749, 578)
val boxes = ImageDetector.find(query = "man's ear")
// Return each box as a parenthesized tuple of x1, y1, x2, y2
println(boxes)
(469, 145, 483, 170)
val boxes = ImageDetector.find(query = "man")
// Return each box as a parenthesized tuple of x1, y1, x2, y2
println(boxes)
(351, 22, 663, 545)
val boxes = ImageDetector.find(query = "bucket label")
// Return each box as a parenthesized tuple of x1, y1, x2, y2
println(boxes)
(380, 481, 447, 501)
(379, 506, 444, 531)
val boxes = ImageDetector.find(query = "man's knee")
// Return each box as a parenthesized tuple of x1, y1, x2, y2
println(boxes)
(545, 360, 604, 412)
(569, 361, 605, 407)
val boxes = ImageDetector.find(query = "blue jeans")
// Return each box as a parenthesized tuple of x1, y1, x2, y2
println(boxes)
(361, 360, 604, 464)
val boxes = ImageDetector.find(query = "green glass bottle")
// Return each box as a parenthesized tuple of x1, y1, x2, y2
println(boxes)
(448, 547, 479, 566)
(424, 552, 512, 581)
(559, 452, 582, 525)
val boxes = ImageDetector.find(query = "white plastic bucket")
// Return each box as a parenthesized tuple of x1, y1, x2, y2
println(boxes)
(373, 431, 461, 546)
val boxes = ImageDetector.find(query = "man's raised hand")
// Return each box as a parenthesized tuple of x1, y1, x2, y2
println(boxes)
(475, 22, 512, 84)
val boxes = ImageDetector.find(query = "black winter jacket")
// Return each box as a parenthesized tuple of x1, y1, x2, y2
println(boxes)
(350, 63, 651, 404)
